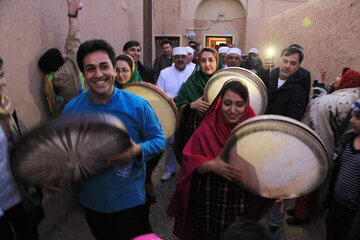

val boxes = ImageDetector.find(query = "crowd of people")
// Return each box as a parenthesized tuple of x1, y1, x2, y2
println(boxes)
(1, 0, 360, 240)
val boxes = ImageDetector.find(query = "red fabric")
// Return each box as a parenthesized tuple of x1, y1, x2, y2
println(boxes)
(166, 94, 256, 239)
(335, 69, 360, 91)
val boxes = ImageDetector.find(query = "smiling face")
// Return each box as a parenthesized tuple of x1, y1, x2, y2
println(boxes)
(115, 60, 131, 84)
(83, 50, 115, 104)
(221, 89, 247, 124)
(200, 51, 217, 75)
(123, 45, 141, 63)
(279, 53, 300, 80)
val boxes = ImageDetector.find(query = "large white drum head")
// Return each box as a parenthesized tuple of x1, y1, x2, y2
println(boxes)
(13, 113, 130, 185)
(204, 67, 268, 115)
(123, 82, 179, 139)
(223, 115, 328, 199)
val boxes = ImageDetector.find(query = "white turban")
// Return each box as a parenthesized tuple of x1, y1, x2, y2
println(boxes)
(172, 47, 188, 56)
(218, 47, 229, 54)
(227, 47, 242, 56)
(185, 46, 194, 55)
(248, 48, 259, 55)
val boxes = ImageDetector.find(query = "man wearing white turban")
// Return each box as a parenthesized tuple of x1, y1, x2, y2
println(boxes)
(218, 46, 229, 66)
(156, 47, 194, 181)
(226, 47, 242, 67)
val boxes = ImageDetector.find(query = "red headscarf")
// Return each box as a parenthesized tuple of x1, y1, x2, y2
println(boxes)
(167, 82, 256, 239)
(335, 69, 360, 91)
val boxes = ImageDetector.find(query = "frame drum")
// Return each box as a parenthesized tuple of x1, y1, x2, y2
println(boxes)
(12, 113, 130, 185)
(123, 82, 179, 139)
(223, 115, 328, 199)
(204, 67, 268, 115)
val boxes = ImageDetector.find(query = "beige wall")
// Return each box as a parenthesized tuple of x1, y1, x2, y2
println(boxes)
(0, 0, 144, 130)
(245, 0, 309, 53)
(256, 0, 360, 84)
(0, 1, 144, 236)
(153, 0, 247, 49)
(153, 0, 309, 54)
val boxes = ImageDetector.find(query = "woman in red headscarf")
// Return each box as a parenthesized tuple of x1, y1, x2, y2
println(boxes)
(167, 80, 256, 240)
(291, 68, 360, 226)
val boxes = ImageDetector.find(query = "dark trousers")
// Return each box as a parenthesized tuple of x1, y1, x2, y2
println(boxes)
(326, 200, 356, 240)
(0, 203, 39, 240)
(84, 203, 152, 240)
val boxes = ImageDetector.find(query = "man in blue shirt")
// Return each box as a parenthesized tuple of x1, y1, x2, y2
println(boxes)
(62, 39, 166, 239)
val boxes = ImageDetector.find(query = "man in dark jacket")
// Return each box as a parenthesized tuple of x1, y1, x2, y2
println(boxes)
(123, 40, 154, 84)
(257, 46, 308, 121)
(257, 46, 310, 239)
(153, 40, 172, 81)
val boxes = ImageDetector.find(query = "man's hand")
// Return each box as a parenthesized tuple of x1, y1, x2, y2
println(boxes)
(43, 183, 62, 199)
(262, 57, 275, 71)
(190, 96, 210, 113)
(67, 0, 82, 16)
(318, 66, 328, 84)
(107, 139, 142, 167)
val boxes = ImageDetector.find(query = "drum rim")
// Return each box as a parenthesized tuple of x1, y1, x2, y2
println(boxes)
(123, 82, 180, 136)
(14, 113, 129, 147)
(204, 67, 268, 115)
(223, 114, 329, 199)
(12, 113, 131, 184)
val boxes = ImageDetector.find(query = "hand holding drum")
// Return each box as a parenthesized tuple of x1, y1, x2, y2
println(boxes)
(223, 115, 328, 199)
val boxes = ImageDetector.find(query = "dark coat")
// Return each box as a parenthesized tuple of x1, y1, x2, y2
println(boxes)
(137, 61, 155, 84)
(153, 54, 172, 82)
(257, 66, 308, 121)
(319, 130, 360, 240)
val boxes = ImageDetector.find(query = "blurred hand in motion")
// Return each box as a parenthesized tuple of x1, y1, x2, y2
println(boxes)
(263, 57, 275, 71)
(107, 139, 142, 167)
(318, 66, 328, 84)
(67, 0, 83, 14)
(274, 198, 285, 215)
(198, 150, 242, 182)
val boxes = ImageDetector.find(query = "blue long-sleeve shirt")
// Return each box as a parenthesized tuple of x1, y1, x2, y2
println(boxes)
(62, 88, 166, 212)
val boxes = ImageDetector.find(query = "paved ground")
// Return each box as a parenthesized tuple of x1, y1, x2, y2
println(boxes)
(42, 155, 327, 240)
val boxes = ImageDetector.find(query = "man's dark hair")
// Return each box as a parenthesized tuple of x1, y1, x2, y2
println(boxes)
(189, 41, 200, 47)
(222, 219, 270, 240)
(219, 43, 228, 47)
(122, 40, 141, 52)
(116, 55, 134, 70)
(77, 39, 116, 73)
(281, 46, 304, 64)
(289, 43, 303, 49)
(38, 48, 65, 73)
(0, 57, 3, 68)
(161, 40, 172, 47)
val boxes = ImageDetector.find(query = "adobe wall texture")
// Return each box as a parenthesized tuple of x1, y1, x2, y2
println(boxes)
(0, 0, 143, 130)
(0, 1, 144, 237)
(256, 0, 360, 83)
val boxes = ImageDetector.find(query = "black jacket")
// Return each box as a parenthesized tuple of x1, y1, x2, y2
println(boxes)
(137, 61, 155, 84)
(257, 67, 308, 121)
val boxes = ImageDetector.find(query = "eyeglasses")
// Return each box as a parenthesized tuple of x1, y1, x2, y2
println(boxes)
(116, 68, 131, 74)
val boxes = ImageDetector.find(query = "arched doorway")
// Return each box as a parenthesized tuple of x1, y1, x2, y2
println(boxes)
(194, 0, 247, 49)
